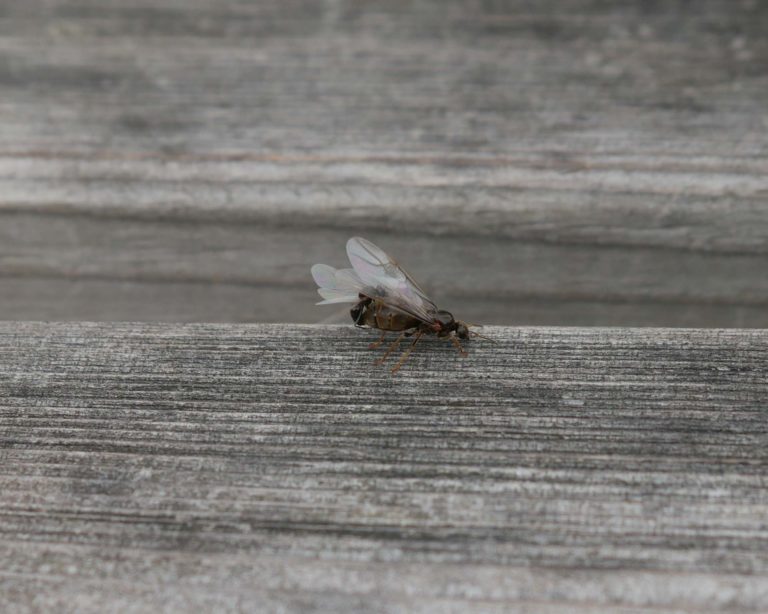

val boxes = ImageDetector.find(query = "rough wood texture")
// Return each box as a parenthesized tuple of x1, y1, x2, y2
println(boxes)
(1, 322, 767, 611)
(1, 1, 767, 326)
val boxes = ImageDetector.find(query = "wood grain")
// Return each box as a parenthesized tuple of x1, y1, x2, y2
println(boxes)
(1, 0, 767, 326)
(1, 322, 767, 611)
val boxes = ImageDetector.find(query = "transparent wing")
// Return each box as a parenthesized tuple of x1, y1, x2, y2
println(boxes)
(346, 237, 438, 322)
(310, 263, 367, 305)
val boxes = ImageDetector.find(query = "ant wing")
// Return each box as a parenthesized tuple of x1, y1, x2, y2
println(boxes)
(310, 264, 367, 305)
(346, 237, 438, 323)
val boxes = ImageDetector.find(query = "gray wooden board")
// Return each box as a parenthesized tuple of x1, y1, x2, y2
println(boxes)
(1, 322, 767, 612)
(1, 0, 767, 327)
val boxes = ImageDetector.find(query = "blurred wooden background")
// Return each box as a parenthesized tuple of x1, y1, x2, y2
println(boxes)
(1, 0, 766, 326)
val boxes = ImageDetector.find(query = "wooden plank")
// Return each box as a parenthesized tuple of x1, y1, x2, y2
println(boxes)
(2, 220, 768, 326)
(1, 0, 767, 326)
(1, 322, 767, 611)
(5, 278, 768, 328)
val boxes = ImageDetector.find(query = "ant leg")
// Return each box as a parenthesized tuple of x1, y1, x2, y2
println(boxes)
(368, 331, 387, 350)
(391, 332, 424, 374)
(375, 332, 406, 365)
(449, 335, 468, 357)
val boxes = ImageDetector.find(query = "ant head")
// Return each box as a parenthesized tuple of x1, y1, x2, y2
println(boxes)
(436, 311, 470, 340)
(455, 321, 470, 340)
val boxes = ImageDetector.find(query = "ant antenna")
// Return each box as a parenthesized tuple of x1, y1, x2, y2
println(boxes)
(464, 322, 496, 343)
(470, 330, 496, 343)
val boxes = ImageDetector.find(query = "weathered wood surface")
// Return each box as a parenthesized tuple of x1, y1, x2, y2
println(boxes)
(1, 1, 767, 327)
(1, 322, 767, 612)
